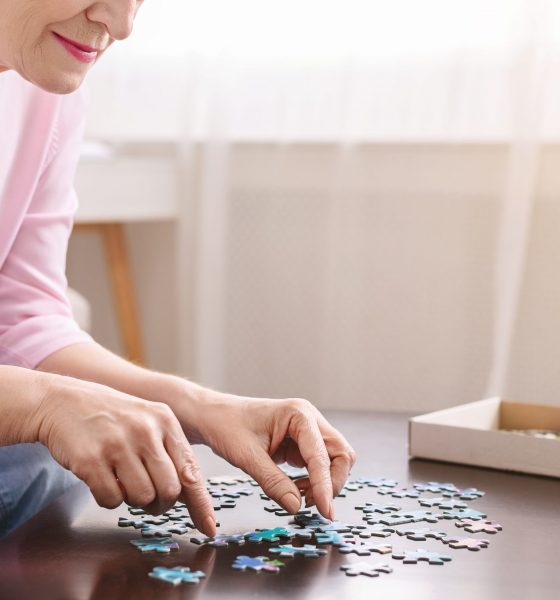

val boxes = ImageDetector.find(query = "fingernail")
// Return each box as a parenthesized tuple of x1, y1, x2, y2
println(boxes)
(181, 465, 199, 484)
(280, 492, 301, 514)
(329, 501, 336, 520)
(203, 515, 216, 536)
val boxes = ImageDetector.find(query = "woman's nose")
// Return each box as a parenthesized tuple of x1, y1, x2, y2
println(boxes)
(86, 0, 139, 41)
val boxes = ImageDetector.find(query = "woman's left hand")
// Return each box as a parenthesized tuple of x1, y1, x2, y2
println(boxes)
(183, 394, 357, 520)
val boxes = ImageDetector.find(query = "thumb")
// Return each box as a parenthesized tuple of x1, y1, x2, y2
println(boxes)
(250, 450, 302, 514)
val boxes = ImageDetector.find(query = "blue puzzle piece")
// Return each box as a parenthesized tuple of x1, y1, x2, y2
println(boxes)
(290, 513, 331, 530)
(314, 531, 355, 545)
(149, 566, 205, 585)
(442, 487, 485, 500)
(269, 544, 327, 558)
(392, 548, 452, 565)
(232, 555, 285, 572)
(315, 520, 352, 533)
(130, 536, 179, 554)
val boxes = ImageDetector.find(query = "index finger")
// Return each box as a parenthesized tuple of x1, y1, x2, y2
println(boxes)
(288, 410, 334, 520)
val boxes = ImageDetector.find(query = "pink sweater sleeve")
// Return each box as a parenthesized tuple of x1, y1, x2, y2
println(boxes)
(0, 87, 93, 369)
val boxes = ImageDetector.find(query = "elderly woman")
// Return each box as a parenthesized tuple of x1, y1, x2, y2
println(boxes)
(0, 1, 356, 536)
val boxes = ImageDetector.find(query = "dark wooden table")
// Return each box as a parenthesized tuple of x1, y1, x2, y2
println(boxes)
(1, 411, 559, 599)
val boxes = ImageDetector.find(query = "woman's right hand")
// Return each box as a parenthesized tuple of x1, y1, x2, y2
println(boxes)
(30, 373, 217, 536)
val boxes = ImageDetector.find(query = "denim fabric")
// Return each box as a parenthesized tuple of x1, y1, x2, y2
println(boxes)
(0, 443, 79, 539)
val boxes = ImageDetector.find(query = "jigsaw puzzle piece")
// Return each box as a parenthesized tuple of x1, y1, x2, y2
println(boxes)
(395, 527, 448, 541)
(280, 465, 309, 480)
(207, 475, 251, 486)
(314, 531, 355, 545)
(392, 548, 453, 565)
(337, 541, 392, 556)
(442, 487, 485, 500)
(413, 481, 459, 494)
(378, 487, 420, 499)
(440, 508, 487, 521)
(443, 537, 490, 551)
(340, 561, 393, 577)
(455, 519, 502, 534)
(130, 536, 179, 554)
(418, 497, 467, 509)
(355, 501, 401, 514)
(355, 477, 398, 488)
(350, 524, 395, 539)
(141, 522, 192, 537)
(118, 515, 169, 529)
(232, 555, 284, 572)
(269, 544, 327, 558)
(149, 566, 205, 585)
(379, 510, 441, 526)
(191, 533, 249, 547)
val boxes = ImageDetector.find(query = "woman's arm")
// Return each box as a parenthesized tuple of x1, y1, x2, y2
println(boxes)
(38, 342, 357, 520)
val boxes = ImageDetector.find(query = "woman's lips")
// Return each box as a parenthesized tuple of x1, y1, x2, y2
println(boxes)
(52, 32, 99, 64)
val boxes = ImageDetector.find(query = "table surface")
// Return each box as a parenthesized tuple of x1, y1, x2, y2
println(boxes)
(1, 410, 559, 600)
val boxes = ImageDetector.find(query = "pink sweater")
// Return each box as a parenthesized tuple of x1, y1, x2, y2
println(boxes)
(0, 71, 92, 369)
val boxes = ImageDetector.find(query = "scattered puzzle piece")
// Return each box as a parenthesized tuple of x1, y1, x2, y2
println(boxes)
(350, 524, 395, 539)
(395, 527, 448, 541)
(118, 516, 169, 529)
(263, 505, 311, 517)
(340, 561, 393, 577)
(337, 481, 364, 497)
(392, 548, 452, 565)
(442, 487, 485, 500)
(413, 482, 459, 494)
(355, 501, 401, 514)
(291, 513, 331, 530)
(337, 541, 392, 556)
(314, 531, 355, 545)
(141, 522, 192, 537)
(212, 499, 237, 510)
(246, 527, 310, 543)
(149, 566, 205, 585)
(191, 533, 249, 547)
(378, 510, 441, 526)
(443, 537, 490, 551)
(455, 519, 502, 534)
(269, 544, 327, 558)
(207, 475, 251, 486)
(378, 487, 420, 499)
(232, 555, 284, 573)
(130, 536, 179, 554)
(208, 486, 253, 499)
(315, 520, 352, 533)
(280, 465, 309, 480)
(418, 497, 467, 510)
(440, 508, 487, 521)
(355, 477, 398, 488)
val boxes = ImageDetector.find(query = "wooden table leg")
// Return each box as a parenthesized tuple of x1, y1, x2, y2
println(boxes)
(73, 222, 146, 365)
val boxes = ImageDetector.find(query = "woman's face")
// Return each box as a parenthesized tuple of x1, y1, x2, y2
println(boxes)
(0, 1, 143, 94)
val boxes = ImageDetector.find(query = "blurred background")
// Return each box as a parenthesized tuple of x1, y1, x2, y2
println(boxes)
(67, 0, 560, 413)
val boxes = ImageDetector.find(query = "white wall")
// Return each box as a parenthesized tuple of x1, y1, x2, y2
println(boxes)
(66, 143, 560, 413)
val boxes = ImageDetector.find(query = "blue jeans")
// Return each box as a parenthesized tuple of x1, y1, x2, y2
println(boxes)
(0, 443, 79, 539)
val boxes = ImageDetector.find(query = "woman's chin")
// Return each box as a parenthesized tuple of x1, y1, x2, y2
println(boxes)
(27, 68, 85, 95)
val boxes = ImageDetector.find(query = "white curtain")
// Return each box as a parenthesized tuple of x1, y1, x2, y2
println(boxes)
(84, 0, 560, 411)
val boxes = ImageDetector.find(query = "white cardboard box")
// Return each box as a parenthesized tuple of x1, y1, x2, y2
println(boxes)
(408, 397, 560, 478)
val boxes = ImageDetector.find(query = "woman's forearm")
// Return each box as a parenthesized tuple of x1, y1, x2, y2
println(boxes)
(0, 365, 54, 446)
(35, 342, 214, 444)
